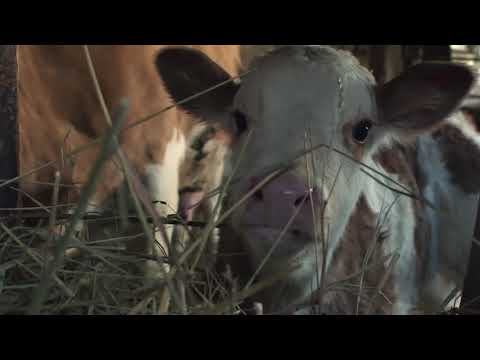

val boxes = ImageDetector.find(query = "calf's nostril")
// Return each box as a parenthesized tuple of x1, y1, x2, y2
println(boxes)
(253, 189, 264, 202)
(294, 194, 307, 207)
(291, 229, 302, 237)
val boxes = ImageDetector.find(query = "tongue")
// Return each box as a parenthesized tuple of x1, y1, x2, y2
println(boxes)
(178, 190, 205, 222)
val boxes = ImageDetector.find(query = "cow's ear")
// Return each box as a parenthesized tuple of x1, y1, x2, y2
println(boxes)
(155, 47, 239, 119)
(377, 62, 475, 136)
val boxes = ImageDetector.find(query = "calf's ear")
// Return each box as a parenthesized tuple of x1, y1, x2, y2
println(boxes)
(155, 47, 239, 119)
(377, 62, 475, 136)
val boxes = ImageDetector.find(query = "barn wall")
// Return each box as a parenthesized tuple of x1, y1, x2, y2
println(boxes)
(0, 45, 18, 209)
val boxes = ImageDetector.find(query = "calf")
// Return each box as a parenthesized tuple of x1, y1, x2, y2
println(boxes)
(155, 45, 477, 314)
(17, 45, 241, 284)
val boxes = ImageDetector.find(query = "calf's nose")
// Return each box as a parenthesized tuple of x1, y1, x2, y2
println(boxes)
(245, 173, 321, 234)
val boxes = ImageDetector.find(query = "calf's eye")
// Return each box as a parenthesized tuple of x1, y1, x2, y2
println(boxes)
(352, 119, 373, 144)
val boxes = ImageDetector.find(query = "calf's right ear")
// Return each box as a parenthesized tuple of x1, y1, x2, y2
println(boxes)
(155, 47, 239, 119)
(377, 62, 476, 137)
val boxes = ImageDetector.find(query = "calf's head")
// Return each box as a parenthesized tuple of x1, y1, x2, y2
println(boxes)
(155, 46, 474, 311)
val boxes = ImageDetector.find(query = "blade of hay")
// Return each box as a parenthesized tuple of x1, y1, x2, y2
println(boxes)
(365, 251, 400, 315)
(201, 262, 301, 315)
(83, 45, 182, 313)
(27, 99, 129, 315)
(0, 222, 73, 298)
(48, 172, 61, 241)
(439, 285, 462, 312)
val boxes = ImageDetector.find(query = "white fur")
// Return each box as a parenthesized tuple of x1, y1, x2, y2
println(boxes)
(146, 129, 186, 219)
(362, 159, 418, 314)
(417, 135, 450, 283)
(144, 129, 187, 278)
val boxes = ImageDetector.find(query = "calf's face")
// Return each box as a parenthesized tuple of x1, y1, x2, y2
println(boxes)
(156, 46, 474, 310)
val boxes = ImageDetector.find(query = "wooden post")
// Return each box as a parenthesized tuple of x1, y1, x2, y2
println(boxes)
(0, 45, 18, 210)
(369, 46, 407, 85)
(370, 46, 387, 85)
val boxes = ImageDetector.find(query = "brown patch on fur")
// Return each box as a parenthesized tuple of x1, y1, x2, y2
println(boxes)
(291, 144, 430, 315)
(323, 196, 396, 314)
(325, 144, 430, 314)
(432, 115, 480, 194)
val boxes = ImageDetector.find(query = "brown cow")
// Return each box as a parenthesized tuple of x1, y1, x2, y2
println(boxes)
(17, 45, 242, 285)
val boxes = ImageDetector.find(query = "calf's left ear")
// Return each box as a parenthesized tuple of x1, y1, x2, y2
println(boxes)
(377, 62, 475, 136)
(155, 47, 239, 119)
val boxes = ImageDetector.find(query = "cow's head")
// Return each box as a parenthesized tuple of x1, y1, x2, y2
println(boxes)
(155, 46, 474, 312)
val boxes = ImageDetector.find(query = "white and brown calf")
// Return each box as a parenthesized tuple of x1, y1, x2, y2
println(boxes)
(155, 45, 477, 315)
